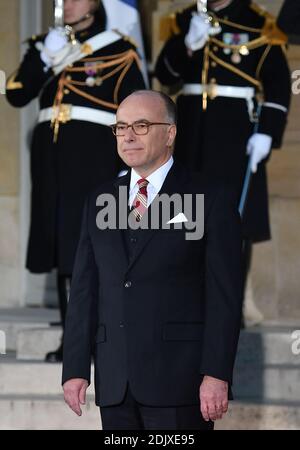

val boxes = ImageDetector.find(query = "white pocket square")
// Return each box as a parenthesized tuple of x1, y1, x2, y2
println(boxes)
(167, 213, 188, 224)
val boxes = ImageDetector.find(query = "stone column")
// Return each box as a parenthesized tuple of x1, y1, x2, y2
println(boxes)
(0, 0, 21, 308)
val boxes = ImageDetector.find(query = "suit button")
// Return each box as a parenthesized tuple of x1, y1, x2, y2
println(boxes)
(119, 322, 124, 328)
(124, 281, 132, 288)
(130, 237, 137, 244)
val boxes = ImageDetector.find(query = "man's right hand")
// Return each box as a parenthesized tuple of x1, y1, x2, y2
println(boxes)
(39, 28, 70, 69)
(63, 378, 89, 416)
(185, 12, 222, 52)
(185, 13, 211, 52)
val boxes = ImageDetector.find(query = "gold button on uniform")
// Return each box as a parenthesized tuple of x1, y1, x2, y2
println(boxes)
(211, 61, 217, 67)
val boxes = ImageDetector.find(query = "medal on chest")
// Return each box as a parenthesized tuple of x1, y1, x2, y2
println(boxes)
(222, 33, 249, 64)
(84, 61, 104, 87)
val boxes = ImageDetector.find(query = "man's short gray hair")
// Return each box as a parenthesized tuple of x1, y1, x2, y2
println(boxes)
(131, 90, 177, 124)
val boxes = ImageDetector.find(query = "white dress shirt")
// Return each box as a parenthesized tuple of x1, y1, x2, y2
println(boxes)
(129, 156, 174, 208)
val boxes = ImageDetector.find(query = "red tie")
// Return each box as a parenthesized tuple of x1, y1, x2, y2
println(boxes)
(132, 178, 149, 222)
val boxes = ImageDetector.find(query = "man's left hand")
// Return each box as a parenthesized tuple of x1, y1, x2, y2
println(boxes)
(246, 133, 272, 173)
(199, 375, 228, 421)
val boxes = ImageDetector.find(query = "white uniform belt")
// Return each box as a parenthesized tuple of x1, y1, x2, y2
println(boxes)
(38, 105, 116, 126)
(182, 84, 257, 122)
(182, 84, 255, 99)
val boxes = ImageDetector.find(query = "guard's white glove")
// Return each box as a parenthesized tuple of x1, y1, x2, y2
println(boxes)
(36, 28, 82, 74)
(246, 133, 272, 173)
(185, 12, 221, 52)
(39, 28, 69, 68)
(51, 44, 82, 75)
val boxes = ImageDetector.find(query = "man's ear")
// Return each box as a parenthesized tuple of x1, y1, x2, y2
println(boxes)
(167, 124, 177, 148)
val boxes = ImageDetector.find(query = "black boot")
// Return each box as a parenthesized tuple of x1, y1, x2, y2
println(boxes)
(45, 342, 63, 362)
(45, 274, 71, 363)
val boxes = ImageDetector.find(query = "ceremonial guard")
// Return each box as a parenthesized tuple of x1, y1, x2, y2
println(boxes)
(6, 0, 145, 361)
(156, 0, 291, 325)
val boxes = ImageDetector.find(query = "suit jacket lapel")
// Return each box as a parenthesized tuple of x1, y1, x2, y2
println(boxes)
(111, 171, 131, 266)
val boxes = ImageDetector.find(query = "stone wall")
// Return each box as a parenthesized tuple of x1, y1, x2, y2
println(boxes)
(0, 0, 21, 308)
(253, 43, 300, 320)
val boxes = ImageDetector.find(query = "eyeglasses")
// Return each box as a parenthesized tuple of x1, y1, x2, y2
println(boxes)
(111, 121, 173, 136)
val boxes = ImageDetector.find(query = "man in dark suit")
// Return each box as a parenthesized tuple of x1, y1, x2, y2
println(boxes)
(62, 90, 243, 430)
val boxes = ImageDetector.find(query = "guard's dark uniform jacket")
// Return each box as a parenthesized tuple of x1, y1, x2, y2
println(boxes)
(6, 21, 145, 274)
(155, 0, 291, 242)
(278, 0, 300, 35)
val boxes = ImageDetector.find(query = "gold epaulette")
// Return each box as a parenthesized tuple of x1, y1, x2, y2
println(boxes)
(250, 1, 273, 18)
(123, 35, 139, 49)
(6, 70, 23, 91)
(250, 2, 287, 45)
(22, 33, 45, 45)
(113, 29, 139, 48)
(22, 33, 46, 44)
(159, 1, 195, 41)
(261, 18, 288, 45)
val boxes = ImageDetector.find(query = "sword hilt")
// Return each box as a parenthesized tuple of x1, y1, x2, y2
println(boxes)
(54, 0, 64, 28)
(197, 0, 208, 14)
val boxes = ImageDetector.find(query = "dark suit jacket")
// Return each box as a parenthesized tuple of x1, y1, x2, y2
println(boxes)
(62, 161, 243, 407)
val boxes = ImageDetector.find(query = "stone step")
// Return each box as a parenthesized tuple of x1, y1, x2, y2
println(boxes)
(0, 351, 99, 430)
(232, 326, 300, 402)
(236, 326, 300, 366)
(17, 327, 62, 360)
(0, 396, 100, 430)
(0, 355, 95, 396)
(0, 395, 299, 430)
(0, 307, 59, 351)
(0, 355, 299, 429)
(233, 365, 300, 402)
(215, 402, 300, 430)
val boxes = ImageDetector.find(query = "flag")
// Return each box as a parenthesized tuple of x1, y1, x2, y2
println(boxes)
(102, 0, 149, 86)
